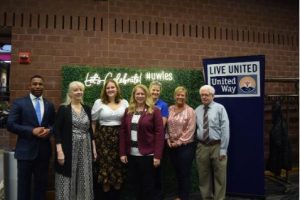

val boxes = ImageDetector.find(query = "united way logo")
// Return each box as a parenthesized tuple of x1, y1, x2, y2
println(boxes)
(238, 76, 257, 93)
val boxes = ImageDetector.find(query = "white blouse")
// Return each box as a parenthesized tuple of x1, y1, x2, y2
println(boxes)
(91, 99, 128, 126)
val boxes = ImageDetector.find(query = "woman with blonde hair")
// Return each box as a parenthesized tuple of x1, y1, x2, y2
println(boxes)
(149, 81, 169, 200)
(167, 86, 196, 200)
(54, 81, 97, 200)
(119, 84, 164, 200)
(92, 79, 128, 200)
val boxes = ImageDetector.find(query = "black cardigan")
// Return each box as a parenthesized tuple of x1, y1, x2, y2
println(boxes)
(54, 104, 94, 177)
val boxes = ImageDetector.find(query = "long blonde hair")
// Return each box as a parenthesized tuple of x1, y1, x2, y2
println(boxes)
(63, 81, 85, 105)
(128, 84, 154, 114)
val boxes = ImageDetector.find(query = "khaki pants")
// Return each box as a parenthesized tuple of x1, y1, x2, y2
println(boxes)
(195, 143, 227, 200)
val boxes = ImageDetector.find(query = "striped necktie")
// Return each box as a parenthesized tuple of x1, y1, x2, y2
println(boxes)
(202, 106, 209, 142)
(35, 97, 42, 125)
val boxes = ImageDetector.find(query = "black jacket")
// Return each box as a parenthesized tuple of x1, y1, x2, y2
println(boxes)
(267, 101, 292, 176)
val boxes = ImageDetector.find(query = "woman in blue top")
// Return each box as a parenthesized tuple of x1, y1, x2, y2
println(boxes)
(149, 81, 169, 127)
(149, 81, 169, 200)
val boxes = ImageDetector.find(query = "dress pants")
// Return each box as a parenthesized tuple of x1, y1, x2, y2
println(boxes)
(128, 155, 156, 200)
(17, 147, 50, 200)
(195, 142, 227, 200)
(169, 142, 196, 200)
(154, 142, 169, 200)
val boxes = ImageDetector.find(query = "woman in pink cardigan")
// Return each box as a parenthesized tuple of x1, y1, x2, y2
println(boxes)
(119, 84, 164, 200)
(167, 86, 196, 200)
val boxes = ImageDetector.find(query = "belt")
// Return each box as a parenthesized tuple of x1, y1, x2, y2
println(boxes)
(198, 139, 220, 146)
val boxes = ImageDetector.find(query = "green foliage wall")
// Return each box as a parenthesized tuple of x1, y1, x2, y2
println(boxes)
(62, 65, 204, 108)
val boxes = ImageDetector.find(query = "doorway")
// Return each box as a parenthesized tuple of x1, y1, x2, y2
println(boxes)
(0, 26, 11, 128)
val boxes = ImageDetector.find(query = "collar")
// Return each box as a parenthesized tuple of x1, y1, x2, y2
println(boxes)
(203, 101, 214, 109)
(30, 93, 43, 101)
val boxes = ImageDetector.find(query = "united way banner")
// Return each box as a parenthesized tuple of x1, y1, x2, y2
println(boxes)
(207, 61, 260, 97)
(203, 55, 265, 197)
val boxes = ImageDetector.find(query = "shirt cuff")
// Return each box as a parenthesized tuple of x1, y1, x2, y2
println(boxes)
(220, 149, 227, 156)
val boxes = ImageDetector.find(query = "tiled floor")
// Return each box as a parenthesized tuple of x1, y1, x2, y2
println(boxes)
(164, 173, 299, 200)
(0, 175, 298, 200)
(0, 149, 298, 200)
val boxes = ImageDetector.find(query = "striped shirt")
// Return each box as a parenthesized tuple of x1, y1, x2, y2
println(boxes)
(130, 113, 142, 156)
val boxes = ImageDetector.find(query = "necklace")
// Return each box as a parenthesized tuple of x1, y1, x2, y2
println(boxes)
(174, 104, 185, 113)
(136, 105, 145, 112)
(71, 103, 82, 114)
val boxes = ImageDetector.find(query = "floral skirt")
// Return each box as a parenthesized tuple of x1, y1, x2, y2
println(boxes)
(94, 125, 125, 187)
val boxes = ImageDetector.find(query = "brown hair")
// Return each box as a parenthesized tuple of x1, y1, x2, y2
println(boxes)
(100, 79, 123, 104)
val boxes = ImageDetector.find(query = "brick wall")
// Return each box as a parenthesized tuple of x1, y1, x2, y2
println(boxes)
(0, 0, 298, 163)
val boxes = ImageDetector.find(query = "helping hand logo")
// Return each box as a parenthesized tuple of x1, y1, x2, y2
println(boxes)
(239, 76, 257, 93)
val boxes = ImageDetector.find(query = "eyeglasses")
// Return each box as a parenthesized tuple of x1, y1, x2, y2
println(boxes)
(200, 93, 212, 97)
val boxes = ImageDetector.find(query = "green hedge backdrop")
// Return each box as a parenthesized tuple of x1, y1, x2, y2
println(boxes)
(62, 65, 204, 198)
(62, 65, 204, 108)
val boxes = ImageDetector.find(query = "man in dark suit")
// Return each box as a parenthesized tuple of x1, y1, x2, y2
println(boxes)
(7, 75, 55, 200)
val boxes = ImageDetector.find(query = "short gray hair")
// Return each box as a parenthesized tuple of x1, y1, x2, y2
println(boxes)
(199, 85, 215, 95)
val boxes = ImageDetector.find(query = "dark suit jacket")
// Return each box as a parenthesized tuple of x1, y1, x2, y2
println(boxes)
(54, 104, 94, 177)
(119, 107, 164, 159)
(7, 95, 55, 160)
